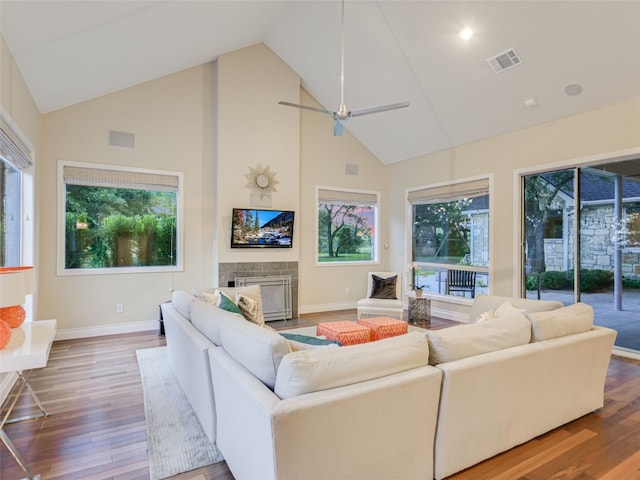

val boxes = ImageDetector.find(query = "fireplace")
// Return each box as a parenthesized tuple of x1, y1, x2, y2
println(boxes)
(219, 262, 298, 319)
(234, 275, 292, 321)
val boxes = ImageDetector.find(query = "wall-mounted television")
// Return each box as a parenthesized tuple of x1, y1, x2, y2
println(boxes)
(231, 208, 294, 248)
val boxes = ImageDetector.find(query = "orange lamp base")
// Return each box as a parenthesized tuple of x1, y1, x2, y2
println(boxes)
(0, 305, 26, 328)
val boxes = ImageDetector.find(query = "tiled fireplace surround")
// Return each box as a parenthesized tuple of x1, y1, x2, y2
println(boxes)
(218, 262, 299, 319)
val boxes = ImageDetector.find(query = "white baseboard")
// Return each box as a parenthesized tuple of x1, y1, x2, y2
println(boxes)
(55, 320, 158, 341)
(612, 347, 640, 360)
(299, 301, 357, 315)
(299, 301, 468, 323)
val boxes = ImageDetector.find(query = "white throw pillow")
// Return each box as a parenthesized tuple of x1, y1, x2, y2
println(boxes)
(474, 310, 496, 323)
(425, 314, 531, 365)
(495, 302, 527, 318)
(527, 302, 594, 341)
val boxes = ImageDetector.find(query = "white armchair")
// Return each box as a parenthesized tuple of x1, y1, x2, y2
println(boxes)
(356, 271, 404, 320)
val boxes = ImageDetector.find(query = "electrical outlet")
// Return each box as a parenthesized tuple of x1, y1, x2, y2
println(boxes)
(345, 287, 350, 294)
(116, 303, 124, 313)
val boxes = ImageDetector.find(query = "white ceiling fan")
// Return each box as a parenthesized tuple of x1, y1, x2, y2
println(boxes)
(279, 0, 410, 136)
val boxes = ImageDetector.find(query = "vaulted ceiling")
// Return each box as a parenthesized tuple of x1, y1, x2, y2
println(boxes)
(1, 1, 639, 165)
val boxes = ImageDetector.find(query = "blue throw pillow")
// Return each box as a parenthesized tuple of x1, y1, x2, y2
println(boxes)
(280, 333, 342, 346)
(218, 292, 244, 316)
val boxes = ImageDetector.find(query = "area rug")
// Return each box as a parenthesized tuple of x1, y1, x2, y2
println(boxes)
(136, 347, 224, 480)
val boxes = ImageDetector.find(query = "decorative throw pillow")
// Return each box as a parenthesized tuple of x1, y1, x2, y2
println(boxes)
(495, 302, 527, 318)
(201, 291, 221, 306)
(280, 332, 342, 346)
(474, 310, 496, 323)
(370, 274, 398, 299)
(236, 293, 265, 326)
(217, 291, 244, 316)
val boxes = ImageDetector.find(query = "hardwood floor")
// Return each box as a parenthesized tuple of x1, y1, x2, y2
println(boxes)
(1, 311, 639, 480)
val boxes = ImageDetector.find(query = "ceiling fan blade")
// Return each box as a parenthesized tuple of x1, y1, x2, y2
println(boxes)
(333, 120, 345, 136)
(349, 101, 410, 118)
(278, 101, 333, 116)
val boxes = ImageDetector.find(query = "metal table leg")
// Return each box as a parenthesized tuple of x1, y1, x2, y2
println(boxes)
(1, 370, 48, 480)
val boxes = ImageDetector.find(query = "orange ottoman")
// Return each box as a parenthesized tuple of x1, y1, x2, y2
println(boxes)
(357, 317, 408, 341)
(316, 321, 370, 346)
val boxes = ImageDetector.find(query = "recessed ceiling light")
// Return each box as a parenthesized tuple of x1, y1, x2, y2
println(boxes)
(564, 83, 583, 96)
(459, 27, 474, 41)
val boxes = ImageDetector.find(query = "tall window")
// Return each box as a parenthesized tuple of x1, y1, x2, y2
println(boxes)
(408, 178, 490, 297)
(317, 187, 379, 264)
(58, 161, 182, 274)
(1, 122, 32, 267)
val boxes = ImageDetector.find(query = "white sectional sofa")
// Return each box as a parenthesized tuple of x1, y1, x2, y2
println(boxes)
(425, 295, 616, 479)
(160, 290, 616, 480)
(161, 287, 442, 479)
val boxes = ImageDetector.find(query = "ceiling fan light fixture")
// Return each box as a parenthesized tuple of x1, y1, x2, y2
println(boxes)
(277, 0, 409, 136)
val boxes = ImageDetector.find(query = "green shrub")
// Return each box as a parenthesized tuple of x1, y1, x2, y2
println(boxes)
(541, 271, 570, 290)
(622, 277, 640, 289)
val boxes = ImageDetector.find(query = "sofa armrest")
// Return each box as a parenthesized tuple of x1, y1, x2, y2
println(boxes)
(209, 346, 442, 480)
(162, 303, 218, 443)
(433, 326, 616, 479)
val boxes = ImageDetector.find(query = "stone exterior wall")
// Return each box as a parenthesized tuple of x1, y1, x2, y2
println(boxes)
(471, 212, 489, 267)
(543, 205, 640, 278)
(219, 261, 299, 318)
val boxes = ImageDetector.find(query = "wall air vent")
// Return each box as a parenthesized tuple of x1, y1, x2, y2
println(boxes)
(486, 48, 523, 73)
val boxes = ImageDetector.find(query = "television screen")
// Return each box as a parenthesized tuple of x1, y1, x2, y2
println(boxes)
(231, 208, 294, 248)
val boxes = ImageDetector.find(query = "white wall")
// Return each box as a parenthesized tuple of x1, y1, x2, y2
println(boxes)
(0, 34, 42, 400)
(38, 65, 215, 336)
(215, 44, 300, 264)
(298, 90, 389, 312)
(387, 97, 640, 314)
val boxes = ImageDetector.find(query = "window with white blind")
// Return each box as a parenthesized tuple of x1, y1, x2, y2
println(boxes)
(58, 161, 182, 274)
(408, 178, 490, 297)
(1, 120, 33, 267)
(317, 187, 379, 264)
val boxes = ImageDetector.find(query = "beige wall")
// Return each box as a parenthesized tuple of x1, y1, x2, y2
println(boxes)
(39, 65, 215, 335)
(215, 44, 300, 264)
(298, 90, 389, 312)
(387, 97, 640, 312)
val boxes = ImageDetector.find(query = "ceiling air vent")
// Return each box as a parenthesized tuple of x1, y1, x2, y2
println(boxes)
(486, 48, 523, 73)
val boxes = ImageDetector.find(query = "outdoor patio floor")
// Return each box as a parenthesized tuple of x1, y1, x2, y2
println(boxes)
(526, 289, 640, 352)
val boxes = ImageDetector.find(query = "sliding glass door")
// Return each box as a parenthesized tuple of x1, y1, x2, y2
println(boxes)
(522, 159, 640, 351)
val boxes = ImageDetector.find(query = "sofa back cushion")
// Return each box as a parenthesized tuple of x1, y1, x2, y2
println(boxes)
(274, 331, 429, 399)
(171, 290, 197, 320)
(191, 298, 245, 346)
(425, 314, 531, 365)
(220, 319, 289, 390)
(527, 302, 594, 341)
(467, 294, 563, 323)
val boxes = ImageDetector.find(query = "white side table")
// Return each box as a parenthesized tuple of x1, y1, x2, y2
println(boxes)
(0, 319, 57, 480)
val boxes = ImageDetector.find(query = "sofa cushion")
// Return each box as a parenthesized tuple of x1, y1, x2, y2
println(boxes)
(527, 302, 594, 341)
(274, 331, 429, 399)
(425, 314, 531, 365)
(190, 298, 245, 346)
(220, 319, 289, 390)
(474, 302, 527, 323)
(171, 290, 196, 320)
(468, 294, 564, 323)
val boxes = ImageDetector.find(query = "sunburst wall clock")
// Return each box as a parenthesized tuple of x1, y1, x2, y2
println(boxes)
(244, 163, 279, 206)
